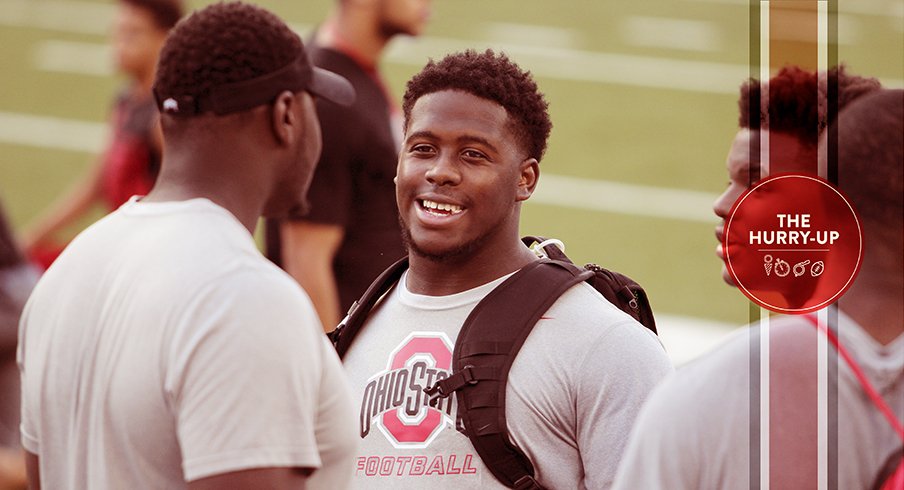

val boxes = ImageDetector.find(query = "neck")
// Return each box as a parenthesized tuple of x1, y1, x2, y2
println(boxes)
(406, 234, 538, 296)
(317, 7, 389, 67)
(143, 145, 271, 235)
(838, 266, 904, 345)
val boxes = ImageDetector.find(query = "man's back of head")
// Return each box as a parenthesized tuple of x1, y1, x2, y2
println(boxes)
(832, 89, 904, 344)
(149, 1, 353, 226)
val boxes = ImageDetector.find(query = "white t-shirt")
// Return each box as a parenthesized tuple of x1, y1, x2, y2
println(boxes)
(343, 269, 673, 489)
(612, 310, 904, 489)
(17, 198, 358, 489)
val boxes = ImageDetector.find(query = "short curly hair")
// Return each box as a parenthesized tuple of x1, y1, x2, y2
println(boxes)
(836, 89, 903, 230)
(738, 65, 880, 146)
(402, 49, 552, 162)
(153, 1, 302, 112)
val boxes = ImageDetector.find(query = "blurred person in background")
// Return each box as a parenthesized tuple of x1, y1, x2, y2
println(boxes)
(266, 0, 432, 331)
(18, 2, 358, 488)
(0, 199, 39, 490)
(613, 76, 901, 489)
(20, 0, 183, 270)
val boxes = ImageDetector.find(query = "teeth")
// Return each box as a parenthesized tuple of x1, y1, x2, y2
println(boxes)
(421, 199, 462, 214)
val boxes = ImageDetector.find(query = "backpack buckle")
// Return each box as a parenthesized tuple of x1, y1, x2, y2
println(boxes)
(424, 365, 478, 407)
(513, 475, 543, 490)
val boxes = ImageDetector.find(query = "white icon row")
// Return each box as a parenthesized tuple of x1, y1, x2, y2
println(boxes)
(764, 255, 824, 278)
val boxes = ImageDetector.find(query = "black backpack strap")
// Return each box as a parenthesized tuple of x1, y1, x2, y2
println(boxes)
(524, 236, 658, 335)
(332, 256, 409, 359)
(425, 259, 592, 489)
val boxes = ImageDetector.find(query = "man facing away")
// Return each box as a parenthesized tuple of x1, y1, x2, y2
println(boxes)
(18, 3, 358, 488)
(267, 0, 432, 331)
(341, 49, 673, 489)
(613, 82, 902, 489)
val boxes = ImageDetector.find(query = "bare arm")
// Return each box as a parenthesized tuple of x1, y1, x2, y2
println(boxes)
(280, 220, 344, 332)
(189, 467, 312, 490)
(20, 156, 106, 251)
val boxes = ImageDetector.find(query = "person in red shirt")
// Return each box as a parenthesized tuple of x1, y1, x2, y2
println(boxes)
(21, 0, 183, 269)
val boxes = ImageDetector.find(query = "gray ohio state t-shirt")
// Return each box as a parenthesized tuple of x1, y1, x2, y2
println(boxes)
(343, 269, 673, 489)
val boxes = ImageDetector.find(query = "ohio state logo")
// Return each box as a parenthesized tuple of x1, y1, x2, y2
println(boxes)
(359, 332, 457, 449)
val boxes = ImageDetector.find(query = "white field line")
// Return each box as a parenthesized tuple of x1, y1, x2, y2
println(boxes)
(0, 0, 114, 35)
(619, 15, 723, 52)
(0, 111, 718, 223)
(531, 173, 717, 223)
(15, 0, 903, 91)
(30, 35, 752, 95)
(385, 35, 749, 94)
(0, 111, 107, 154)
(0, 109, 737, 364)
(32, 35, 904, 93)
(33, 39, 112, 76)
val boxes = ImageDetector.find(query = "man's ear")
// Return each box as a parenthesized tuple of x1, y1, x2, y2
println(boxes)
(516, 158, 539, 202)
(270, 90, 298, 146)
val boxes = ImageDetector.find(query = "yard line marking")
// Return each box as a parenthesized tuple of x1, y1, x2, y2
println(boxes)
(18, 4, 902, 92)
(385, 35, 749, 94)
(0, 0, 114, 35)
(33, 39, 112, 76)
(0, 111, 718, 223)
(620, 15, 722, 52)
(0, 111, 107, 154)
(482, 22, 582, 50)
(531, 173, 718, 223)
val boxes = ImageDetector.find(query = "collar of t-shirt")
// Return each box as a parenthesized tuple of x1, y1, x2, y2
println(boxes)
(397, 269, 516, 311)
(836, 308, 904, 394)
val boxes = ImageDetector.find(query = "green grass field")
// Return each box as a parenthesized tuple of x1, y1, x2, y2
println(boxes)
(1, 0, 901, 333)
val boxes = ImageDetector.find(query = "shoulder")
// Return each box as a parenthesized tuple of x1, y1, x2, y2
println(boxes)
(520, 282, 673, 388)
(541, 282, 667, 360)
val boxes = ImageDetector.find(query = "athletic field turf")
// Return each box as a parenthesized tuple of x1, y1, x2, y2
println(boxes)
(1, 0, 901, 363)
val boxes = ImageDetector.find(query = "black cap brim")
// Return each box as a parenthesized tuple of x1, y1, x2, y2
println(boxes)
(309, 67, 356, 107)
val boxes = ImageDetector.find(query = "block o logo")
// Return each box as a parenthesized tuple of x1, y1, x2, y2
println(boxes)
(724, 174, 863, 314)
(378, 333, 454, 448)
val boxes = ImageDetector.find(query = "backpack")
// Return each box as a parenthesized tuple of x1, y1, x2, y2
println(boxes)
(331, 236, 658, 489)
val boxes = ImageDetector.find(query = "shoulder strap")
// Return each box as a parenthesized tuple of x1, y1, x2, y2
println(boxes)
(426, 259, 592, 489)
(333, 256, 409, 359)
(522, 235, 657, 334)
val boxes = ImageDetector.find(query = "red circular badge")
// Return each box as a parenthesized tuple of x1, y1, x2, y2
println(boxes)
(724, 174, 863, 314)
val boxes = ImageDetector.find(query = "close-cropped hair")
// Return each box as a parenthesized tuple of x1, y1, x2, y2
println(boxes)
(153, 1, 302, 109)
(835, 89, 903, 230)
(120, 0, 185, 31)
(738, 65, 881, 146)
(402, 49, 553, 162)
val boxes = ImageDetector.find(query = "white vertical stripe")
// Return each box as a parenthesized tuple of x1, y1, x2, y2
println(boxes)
(759, 5, 771, 488)
(817, 308, 829, 490)
(816, 7, 830, 490)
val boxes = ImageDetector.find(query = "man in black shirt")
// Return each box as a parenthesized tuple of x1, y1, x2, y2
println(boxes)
(266, 0, 431, 331)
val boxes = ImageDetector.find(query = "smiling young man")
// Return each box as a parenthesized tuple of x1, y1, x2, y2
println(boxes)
(18, 3, 358, 489)
(340, 50, 672, 489)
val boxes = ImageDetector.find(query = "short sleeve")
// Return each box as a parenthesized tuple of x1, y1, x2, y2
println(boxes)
(166, 270, 326, 482)
(610, 371, 700, 489)
(17, 298, 40, 454)
(575, 323, 673, 488)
